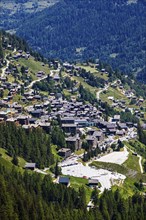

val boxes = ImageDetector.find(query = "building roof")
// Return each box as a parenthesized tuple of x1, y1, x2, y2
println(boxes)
(58, 148, 71, 153)
(118, 123, 127, 129)
(88, 179, 99, 184)
(86, 135, 95, 141)
(93, 131, 103, 137)
(59, 176, 70, 184)
(114, 115, 120, 120)
(62, 124, 77, 127)
(66, 136, 77, 142)
(61, 117, 75, 121)
(107, 123, 116, 129)
(24, 163, 36, 168)
(142, 124, 146, 130)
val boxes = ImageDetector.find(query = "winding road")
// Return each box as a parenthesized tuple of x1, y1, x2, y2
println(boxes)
(26, 67, 60, 89)
(26, 75, 48, 89)
(96, 85, 109, 100)
(96, 80, 117, 100)
(1, 59, 10, 78)
(1, 48, 16, 78)
(138, 155, 143, 174)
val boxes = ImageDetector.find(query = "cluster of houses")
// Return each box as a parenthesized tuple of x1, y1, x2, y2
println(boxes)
(0, 46, 144, 162)
(0, 86, 136, 155)
(61, 64, 145, 121)
(12, 50, 30, 60)
(56, 176, 99, 188)
(106, 81, 145, 118)
(0, 59, 139, 162)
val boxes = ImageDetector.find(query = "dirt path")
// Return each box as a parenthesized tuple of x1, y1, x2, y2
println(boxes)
(96, 80, 117, 100)
(138, 155, 143, 174)
(1, 48, 16, 78)
(26, 75, 48, 89)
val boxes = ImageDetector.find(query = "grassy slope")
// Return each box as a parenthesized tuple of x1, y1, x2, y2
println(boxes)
(0, 148, 26, 172)
(123, 152, 140, 172)
(51, 145, 62, 162)
(68, 176, 92, 203)
(124, 140, 146, 172)
(72, 76, 98, 94)
(18, 57, 50, 75)
(100, 87, 129, 104)
(77, 65, 109, 81)
(0, 148, 93, 202)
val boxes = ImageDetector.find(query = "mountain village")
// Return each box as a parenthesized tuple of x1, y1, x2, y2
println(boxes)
(0, 35, 146, 195)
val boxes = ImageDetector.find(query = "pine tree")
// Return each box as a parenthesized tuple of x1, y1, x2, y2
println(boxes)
(91, 188, 99, 207)
(12, 155, 19, 166)
(55, 160, 60, 178)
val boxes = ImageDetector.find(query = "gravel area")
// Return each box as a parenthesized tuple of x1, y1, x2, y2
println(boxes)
(60, 155, 126, 192)
(96, 148, 129, 165)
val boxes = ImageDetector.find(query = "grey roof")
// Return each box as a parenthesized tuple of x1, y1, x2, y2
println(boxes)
(114, 115, 120, 120)
(62, 124, 77, 127)
(86, 135, 95, 141)
(24, 163, 36, 168)
(107, 124, 116, 129)
(61, 117, 75, 121)
(58, 148, 71, 153)
(88, 179, 99, 184)
(66, 136, 78, 142)
(142, 124, 146, 130)
(59, 177, 70, 184)
(93, 131, 103, 137)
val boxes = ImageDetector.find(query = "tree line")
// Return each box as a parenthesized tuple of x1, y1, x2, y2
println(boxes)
(0, 122, 54, 168)
(12, 0, 146, 75)
(0, 162, 146, 220)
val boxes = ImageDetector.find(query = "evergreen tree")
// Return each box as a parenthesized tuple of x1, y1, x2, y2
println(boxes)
(91, 188, 99, 207)
(12, 155, 19, 166)
(55, 160, 60, 178)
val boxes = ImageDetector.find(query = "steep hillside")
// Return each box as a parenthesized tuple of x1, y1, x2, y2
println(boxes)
(1, 32, 146, 220)
(1, 0, 145, 78)
(0, 0, 59, 31)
